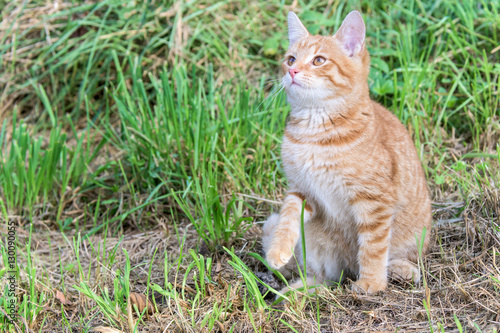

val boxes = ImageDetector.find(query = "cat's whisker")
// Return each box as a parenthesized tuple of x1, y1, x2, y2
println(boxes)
(264, 79, 283, 84)
(258, 82, 286, 110)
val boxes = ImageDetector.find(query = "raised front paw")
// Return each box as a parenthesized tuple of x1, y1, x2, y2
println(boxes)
(266, 244, 294, 270)
(352, 277, 387, 294)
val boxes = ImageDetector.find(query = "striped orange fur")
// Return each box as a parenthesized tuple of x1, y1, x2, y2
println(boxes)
(262, 11, 431, 294)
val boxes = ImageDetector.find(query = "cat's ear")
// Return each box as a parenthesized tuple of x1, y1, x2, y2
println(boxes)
(288, 12, 309, 46)
(334, 10, 366, 57)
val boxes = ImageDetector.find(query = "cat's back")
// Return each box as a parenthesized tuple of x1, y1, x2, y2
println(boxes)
(370, 101, 431, 251)
(370, 101, 429, 191)
(371, 101, 416, 155)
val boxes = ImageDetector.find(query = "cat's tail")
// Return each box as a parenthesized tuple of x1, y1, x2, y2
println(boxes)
(261, 213, 280, 255)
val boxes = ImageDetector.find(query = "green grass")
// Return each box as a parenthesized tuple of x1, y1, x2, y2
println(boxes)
(0, 0, 499, 331)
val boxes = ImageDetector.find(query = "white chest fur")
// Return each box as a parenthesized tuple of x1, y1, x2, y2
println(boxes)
(282, 138, 354, 223)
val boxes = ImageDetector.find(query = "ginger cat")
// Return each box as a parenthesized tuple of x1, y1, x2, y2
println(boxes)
(262, 11, 431, 294)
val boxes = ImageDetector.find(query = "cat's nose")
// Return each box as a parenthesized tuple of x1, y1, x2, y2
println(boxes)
(289, 68, 300, 79)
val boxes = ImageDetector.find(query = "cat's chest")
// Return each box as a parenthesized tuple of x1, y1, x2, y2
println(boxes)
(283, 143, 337, 180)
(282, 140, 353, 219)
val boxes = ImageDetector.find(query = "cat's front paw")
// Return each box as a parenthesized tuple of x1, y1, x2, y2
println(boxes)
(352, 277, 387, 294)
(266, 245, 293, 270)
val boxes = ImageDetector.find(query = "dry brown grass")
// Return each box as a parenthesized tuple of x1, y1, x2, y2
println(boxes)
(3, 186, 498, 332)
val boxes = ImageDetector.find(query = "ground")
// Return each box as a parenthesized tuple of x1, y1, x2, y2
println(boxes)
(0, 0, 499, 332)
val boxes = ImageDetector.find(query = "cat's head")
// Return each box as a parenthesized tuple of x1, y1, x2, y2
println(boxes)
(282, 11, 370, 107)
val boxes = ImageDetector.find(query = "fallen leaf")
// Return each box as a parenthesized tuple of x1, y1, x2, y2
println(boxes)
(55, 290, 71, 305)
(129, 292, 155, 315)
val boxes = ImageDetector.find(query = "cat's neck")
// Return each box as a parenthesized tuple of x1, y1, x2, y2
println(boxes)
(289, 96, 348, 118)
(287, 92, 372, 133)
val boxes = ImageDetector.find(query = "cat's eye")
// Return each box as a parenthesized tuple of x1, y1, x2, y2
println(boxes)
(313, 56, 326, 66)
(287, 56, 296, 66)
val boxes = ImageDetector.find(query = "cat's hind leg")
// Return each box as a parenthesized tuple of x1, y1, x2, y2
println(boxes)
(388, 258, 420, 283)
